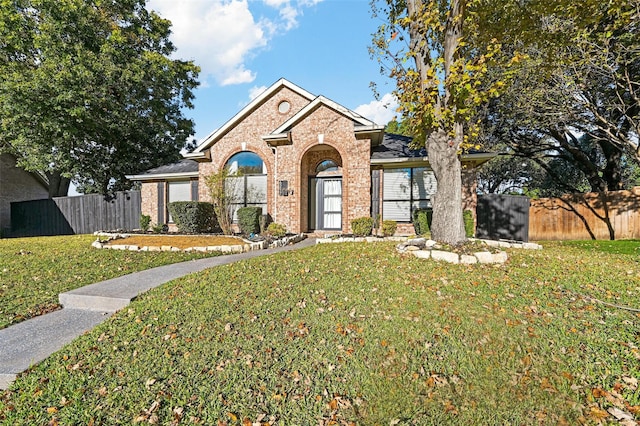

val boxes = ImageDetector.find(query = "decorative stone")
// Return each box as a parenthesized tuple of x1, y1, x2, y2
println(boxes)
(171, 247, 181, 252)
(412, 250, 431, 259)
(492, 251, 509, 263)
(91, 241, 103, 249)
(523, 242, 542, 250)
(405, 238, 427, 248)
(148, 246, 161, 252)
(424, 239, 438, 248)
(474, 251, 494, 264)
(405, 245, 420, 251)
(161, 245, 172, 252)
(483, 240, 500, 248)
(194, 246, 208, 252)
(498, 241, 512, 248)
(431, 250, 460, 264)
(127, 245, 139, 251)
(460, 255, 478, 264)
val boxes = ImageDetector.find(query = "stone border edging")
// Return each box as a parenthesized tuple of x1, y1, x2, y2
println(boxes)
(316, 235, 542, 265)
(92, 232, 306, 254)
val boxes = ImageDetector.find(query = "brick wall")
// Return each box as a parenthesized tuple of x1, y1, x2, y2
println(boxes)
(200, 88, 372, 234)
(0, 153, 49, 235)
(140, 181, 159, 224)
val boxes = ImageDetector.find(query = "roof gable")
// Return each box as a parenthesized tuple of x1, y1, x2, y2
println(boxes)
(270, 95, 378, 134)
(263, 95, 385, 146)
(190, 78, 315, 155)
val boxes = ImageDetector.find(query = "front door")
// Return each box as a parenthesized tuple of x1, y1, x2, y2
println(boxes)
(309, 178, 342, 230)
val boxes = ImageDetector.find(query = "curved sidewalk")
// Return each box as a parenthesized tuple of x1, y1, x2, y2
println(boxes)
(0, 237, 316, 390)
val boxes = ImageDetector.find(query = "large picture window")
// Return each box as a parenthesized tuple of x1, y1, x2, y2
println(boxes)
(225, 152, 267, 221)
(382, 167, 437, 222)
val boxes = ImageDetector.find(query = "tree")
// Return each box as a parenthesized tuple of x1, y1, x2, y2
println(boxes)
(371, 0, 518, 244)
(0, 0, 199, 197)
(479, 1, 639, 195)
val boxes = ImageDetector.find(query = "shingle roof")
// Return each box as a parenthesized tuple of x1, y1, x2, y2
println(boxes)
(133, 159, 199, 176)
(371, 133, 427, 160)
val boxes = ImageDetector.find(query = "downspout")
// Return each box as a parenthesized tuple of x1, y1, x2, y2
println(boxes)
(272, 146, 277, 223)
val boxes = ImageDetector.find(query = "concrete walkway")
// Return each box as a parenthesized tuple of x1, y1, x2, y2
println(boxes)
(0, 237, 316, 390)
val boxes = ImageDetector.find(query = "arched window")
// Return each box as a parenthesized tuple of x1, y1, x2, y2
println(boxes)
(316, 159, 339, 174)
(226, 152, 267, 175)
(225, 152, 267, 221)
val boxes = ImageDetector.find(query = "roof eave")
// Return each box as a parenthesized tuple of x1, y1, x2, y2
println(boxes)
(370, 152, 497, 167)
(126, 171, 199, 181)
(355, 125, 386, 145)
(183, 151, 211, 161)
(262, 132, 292, 147)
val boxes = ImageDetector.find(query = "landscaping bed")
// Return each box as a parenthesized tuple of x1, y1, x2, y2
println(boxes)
(93, 232, 306, 253)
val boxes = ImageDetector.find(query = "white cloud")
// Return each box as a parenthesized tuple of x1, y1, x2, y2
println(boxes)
(355, 93, 399, 126)
(248, 85, 268, 102)
(147, 0, 322, 87)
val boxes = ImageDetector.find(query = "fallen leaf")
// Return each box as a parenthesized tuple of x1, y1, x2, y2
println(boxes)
(588, 406, 609, 420)
(607, 407, 634, 421)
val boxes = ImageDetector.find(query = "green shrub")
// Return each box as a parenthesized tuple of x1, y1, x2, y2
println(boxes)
(140, 214, 151, 232)
(351, 217, 374, 237)
(151, 223, 166, 234)
(412, 209, 432, 236)
(167, 201, 217, 233)
(237, 207, 262, 235)
(266, 222, 286, 238)
(463, 209, 475, 238)
(381, 220, 397, 237)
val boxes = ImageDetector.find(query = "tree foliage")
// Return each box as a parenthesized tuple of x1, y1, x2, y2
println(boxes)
(371, 0, 522, 244)
(479, 1, 640, 195)
(0, 0, 199, 197)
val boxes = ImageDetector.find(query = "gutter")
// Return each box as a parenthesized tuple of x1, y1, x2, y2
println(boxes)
(370, 152, 497, 167)
(125, 172, 199, 181)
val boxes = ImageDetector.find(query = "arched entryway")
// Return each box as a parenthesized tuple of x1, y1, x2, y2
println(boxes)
(300, 145, 343, 232)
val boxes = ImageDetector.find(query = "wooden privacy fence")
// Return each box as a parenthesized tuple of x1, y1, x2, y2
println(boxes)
(10, 191, 141, 237)
(528, 187, 640, 241)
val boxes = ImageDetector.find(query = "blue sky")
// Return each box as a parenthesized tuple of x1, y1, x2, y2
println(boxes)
(146, 0, 399, 143)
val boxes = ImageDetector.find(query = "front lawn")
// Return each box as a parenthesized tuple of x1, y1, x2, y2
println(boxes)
(1, 240, 638, 424)
(0, 235, 219, 330)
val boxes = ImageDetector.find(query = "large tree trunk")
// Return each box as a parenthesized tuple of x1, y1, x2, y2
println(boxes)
(428, 128, 466, 245)
(46, 171, 71, 198)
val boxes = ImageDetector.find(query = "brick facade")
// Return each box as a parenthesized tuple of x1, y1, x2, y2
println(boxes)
(197, 87, 372, 234)
(130, 79, 491, 236)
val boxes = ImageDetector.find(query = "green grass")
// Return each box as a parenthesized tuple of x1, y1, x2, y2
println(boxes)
(1, 240, 639, 424)
(0, 235, 219, 330)
(560, 239, 640, 256)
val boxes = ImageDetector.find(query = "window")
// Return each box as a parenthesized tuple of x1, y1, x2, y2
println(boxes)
(382, 167, 437, 222)
(316, 159, 339, 174)
(167, 180, 191, 222)
(225, 152, 267, 221)
(278, 100, 291, 114)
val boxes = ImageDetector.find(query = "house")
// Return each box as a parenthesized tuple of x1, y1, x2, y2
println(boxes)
(0, 153, 49, 236)
(127, 78, 494, 235)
